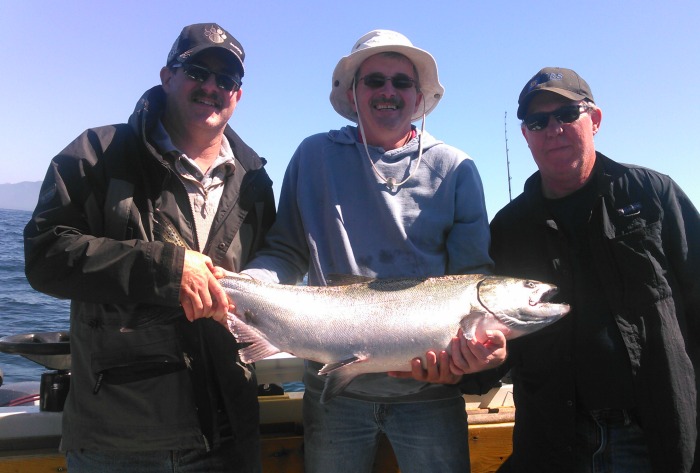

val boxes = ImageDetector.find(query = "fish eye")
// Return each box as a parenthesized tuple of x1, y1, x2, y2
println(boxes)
(523, 281, 536, 289)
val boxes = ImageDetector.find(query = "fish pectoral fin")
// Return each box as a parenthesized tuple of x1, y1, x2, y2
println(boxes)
(318, 356, 363, 375)
(461, 310, 489, 341)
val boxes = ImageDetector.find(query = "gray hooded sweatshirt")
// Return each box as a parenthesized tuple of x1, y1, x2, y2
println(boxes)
(244, 125, 492, 401)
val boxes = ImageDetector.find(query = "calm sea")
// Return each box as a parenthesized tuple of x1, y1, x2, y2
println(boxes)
(0, 208, 305, 392)
(0, 208, 71, 384)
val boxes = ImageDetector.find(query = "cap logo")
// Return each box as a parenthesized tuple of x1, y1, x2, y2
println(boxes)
(228, 42, 243, 57)
(528, 72, 563, 92)
(204, 25, 227, 44)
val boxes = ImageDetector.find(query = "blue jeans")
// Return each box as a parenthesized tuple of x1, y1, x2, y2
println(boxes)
(303, 391, 470, 473)
(66, 437, 261, 473)
(574, 409, 652, 473)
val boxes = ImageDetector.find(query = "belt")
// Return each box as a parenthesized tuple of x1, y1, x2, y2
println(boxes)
(587, 408, 638, 426)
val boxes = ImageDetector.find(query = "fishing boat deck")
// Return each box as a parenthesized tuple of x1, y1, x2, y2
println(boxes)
(0, 354, 513, 472)
(0, 390, 514, 473)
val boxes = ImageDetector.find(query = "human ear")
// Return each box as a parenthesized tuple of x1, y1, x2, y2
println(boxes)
(160, 66, 175, 91)
(590, 107, 602, 135)
(345, 88, 357, 111)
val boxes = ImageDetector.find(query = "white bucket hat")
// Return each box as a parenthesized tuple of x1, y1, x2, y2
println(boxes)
(330, 30, 445, 122)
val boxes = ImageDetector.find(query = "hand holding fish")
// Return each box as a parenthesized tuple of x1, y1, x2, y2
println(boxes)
(387, 329, 506, 383)
(179, 250, 229, 323)
(388, 349, 461, 383)
(448, 328, 506, 374)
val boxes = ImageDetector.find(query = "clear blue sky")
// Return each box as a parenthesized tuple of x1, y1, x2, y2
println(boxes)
(2, 1, 698, 220)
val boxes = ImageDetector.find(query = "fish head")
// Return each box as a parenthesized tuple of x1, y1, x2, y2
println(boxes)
(473, 277, 570, 340)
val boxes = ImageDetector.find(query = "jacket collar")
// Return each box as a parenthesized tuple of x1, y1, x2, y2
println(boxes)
(127, 85, 265, 174)
(522, 152, 624, 200)
(521, 151, 622, 222)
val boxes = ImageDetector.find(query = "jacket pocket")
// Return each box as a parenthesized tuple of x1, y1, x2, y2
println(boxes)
(605, 217, 670, 306)
(91, 324, 186, 389)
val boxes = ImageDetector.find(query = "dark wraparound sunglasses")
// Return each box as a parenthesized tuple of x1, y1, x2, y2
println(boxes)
(358, 73, 416, 90)
(523, 104, 591, 131)
(172, 63, 241, 92)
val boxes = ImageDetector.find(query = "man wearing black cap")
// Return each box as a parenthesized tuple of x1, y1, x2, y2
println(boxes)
(24, 23, 275, 472)
(484, 67, 700, 472)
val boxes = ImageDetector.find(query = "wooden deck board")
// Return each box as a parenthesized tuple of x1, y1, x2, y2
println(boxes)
(0, 388, 514, 472)
(0, 420, 512, 473)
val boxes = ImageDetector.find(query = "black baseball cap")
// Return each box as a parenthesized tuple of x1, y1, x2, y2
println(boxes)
(166, 23, 245, 76)
(517, 67, 594, 119)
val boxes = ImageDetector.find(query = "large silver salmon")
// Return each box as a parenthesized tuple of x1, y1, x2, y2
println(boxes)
(223, 273, 569, 402)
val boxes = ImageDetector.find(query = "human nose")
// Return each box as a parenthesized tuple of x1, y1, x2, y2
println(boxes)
(544, 116, 564, 136)
(376, 82, 402, 99)
(199, 72, 220, 91)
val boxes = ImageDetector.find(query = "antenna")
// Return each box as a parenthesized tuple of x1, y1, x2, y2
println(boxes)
(504, 111, 512, 201)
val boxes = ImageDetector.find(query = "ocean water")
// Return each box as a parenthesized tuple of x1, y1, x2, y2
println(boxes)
(0, 208, 305, 392)
(0, 208, 71, 384)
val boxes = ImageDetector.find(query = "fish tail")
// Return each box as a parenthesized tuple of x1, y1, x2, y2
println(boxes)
(153, 212, 191, 250)
(119, 213, 189, 331)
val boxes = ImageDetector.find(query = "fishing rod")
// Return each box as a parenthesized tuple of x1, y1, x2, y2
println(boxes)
(505, 111, 512, 202)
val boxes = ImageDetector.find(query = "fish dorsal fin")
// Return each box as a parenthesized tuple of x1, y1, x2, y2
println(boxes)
(227, 313, 281, 363)
(325, 274, 426, 293)
(325, 274, 376, 286)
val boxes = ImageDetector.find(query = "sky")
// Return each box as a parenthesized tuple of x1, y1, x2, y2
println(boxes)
(1, 1, 698, 220)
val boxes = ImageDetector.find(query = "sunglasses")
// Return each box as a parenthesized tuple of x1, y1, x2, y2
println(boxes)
(359, 73, 417, 90)
(172, 63, 241, 92)
(523, 104, 591, 131)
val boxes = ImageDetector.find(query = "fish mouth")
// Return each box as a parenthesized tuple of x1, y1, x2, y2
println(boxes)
(530, 287, 557, 306)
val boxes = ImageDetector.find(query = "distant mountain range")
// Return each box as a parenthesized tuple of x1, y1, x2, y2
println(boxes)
(0, 182, 42, 211)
